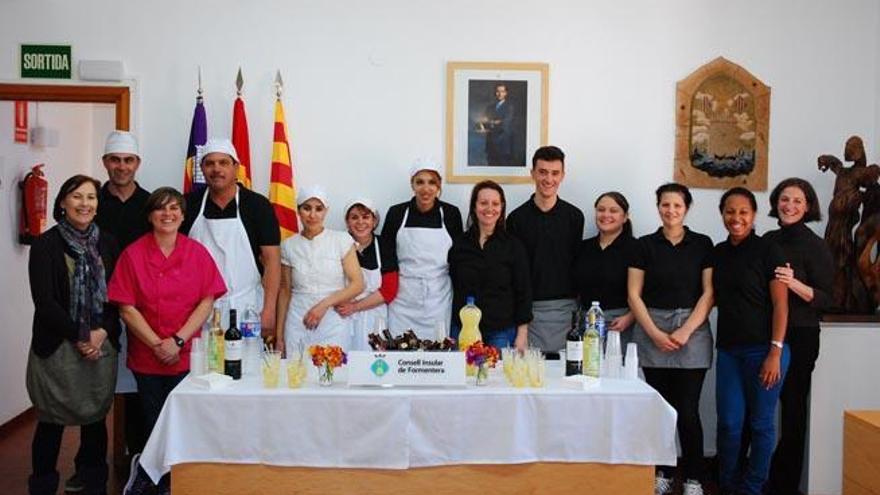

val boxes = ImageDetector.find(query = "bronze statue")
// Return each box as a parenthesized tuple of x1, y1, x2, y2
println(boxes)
(819, 136, 880, 313)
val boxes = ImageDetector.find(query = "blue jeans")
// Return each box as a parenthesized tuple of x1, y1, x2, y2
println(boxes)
(716, 344, 790, 495)
(450, 325, 517, 349)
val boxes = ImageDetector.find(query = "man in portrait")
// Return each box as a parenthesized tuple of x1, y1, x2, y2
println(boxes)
(484, 83, 514, 165)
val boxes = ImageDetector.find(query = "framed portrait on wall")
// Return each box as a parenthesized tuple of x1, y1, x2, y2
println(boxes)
(445, 61, 549, 184)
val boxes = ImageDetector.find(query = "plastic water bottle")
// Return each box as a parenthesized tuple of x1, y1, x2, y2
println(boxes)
(241, 305, 261, 339)
(240, 306, 262, 375)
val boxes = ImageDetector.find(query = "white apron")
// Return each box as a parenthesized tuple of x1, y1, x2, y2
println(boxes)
(349, 239, 388, 351)
(188, 188, 263, 326)
(283, 232, 353, 352)
(387, 205, 453, 339)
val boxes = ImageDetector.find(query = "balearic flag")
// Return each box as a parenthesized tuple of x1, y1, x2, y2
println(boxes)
(183, 94, 208, 194)
(231, 95, 252, 189)
(269, 99, 298, 239)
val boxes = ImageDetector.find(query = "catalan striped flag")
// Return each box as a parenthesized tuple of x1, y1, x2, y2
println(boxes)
(268, 99, 298, 239)
(231, 96, 252, 189)
(183, 95, 208, 194)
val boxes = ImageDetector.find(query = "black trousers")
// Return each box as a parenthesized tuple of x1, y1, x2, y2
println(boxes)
(768, 326, 820, 495)
(31, 419, 107, 494)
(643, 367, 708, 482)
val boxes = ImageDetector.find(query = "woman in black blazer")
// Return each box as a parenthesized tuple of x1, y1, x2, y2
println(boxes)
(27, 175, 120, 495)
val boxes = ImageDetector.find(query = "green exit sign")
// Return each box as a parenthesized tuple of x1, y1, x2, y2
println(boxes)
(20, 44, 72, 79)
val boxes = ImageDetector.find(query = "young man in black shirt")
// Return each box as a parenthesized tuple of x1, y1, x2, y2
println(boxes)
(507, 146, 584, 352)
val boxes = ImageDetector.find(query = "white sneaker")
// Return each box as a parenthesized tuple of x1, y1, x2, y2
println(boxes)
(682, 479, 704, 495)
(654, 475, 673, 495)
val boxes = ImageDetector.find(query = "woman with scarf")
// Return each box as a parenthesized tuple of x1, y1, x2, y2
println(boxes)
(26, 175, 121, 495)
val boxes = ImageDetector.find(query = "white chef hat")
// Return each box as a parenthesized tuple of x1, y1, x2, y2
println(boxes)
(408, 157, 443, 180)
(344, 198, 379, 219)
(197, 138, 240, 165)
(103, 130, 139, 157)
(297, 185, 329, 208)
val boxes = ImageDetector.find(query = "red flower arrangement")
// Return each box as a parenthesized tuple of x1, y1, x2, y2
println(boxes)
(465, 341, 500, 368)
(309, 345, 347, 386)
(465, 341, 500, 385)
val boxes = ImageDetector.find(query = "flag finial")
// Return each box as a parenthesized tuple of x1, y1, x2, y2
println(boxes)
(197, 66, 203, 100)
(275, 70, 284, 99)
(236, 67, 244, 96)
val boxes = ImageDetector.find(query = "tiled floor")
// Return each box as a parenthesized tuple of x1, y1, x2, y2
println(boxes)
(0, 407, 126, 495)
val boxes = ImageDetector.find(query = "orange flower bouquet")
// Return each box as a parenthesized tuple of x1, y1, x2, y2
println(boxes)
(309, 345, 347, 386)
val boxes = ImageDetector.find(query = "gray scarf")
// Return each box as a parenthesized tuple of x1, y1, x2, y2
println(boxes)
(57, 219, 107, 342)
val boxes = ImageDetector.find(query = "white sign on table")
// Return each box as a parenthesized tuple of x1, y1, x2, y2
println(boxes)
(347, 351, 466, 387)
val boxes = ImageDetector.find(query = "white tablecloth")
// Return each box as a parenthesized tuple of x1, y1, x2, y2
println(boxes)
(139, 362, 677, 482)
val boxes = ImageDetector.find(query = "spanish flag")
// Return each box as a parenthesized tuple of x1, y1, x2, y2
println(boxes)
(269, 99, 298, 239)
(183, 95, 207, 194)
(231, 95, 252, 189)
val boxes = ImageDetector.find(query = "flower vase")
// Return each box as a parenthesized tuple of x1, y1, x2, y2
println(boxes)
(475, 363, 490, 386)
(317, 364, 334, 387)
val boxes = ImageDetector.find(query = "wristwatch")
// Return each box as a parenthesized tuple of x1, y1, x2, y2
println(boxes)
(770, 340, 784, 349)
(173, 335, 185, 348)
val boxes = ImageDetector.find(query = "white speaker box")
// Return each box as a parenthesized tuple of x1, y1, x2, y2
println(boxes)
(78, 60, 125, 81)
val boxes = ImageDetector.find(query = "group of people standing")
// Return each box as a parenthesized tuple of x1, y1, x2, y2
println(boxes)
(25, 133, 832, 495)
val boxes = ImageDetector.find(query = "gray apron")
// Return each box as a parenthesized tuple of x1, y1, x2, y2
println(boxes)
(527, 299, 577, 352)
(631, 307, 713, 369)
(26, 339, 118, 425)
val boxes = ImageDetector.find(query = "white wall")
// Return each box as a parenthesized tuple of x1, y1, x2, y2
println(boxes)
(0, 101, 114, 424)
(1, 0, 878, 440)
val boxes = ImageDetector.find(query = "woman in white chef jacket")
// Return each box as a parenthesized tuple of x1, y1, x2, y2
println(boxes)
(380, 160, 464, 339)
(335, 199, 399, 351)
(276, 186, 364, 354)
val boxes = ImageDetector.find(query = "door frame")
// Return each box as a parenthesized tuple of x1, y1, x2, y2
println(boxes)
(0, 81, 130, 469)
(0, 83, 129, 130)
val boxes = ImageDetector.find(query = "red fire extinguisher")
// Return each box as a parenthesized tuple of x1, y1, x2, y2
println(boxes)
(19, 164, 48, 245)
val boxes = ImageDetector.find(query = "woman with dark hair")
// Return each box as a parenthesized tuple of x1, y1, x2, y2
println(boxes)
(763, 178, 833, 495)
(27, 175, 120, 495)
(382, 160, 463, 339)
(108, 187, 226, 494)
(627, 182, 714, 495)
(335, 199, 399, 351)
(448, 180, 532, 350)
(711, 187, 790, 495)
(573, 191, 637, 347)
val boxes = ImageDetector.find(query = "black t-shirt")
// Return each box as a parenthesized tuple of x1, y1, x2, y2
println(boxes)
(96, 182, 150, 249)
(380, 198, 463, 271)
(629, 227, 713, 309)
(181, 186, 280, 274)
(763, 222, 834, 328)
(507, 195, 585, 301)
(573, 234, 637, 310)
(710, 231, 786, 348)
(355, 234, 397, 274)
(448, 230, 532, 333)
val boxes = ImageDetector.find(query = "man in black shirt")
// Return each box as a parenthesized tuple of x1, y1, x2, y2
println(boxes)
(96, 130, 150, 249)
(181, 138, 280, 342)
(507, 146, 584, 352)
(89, 130, 150, 492)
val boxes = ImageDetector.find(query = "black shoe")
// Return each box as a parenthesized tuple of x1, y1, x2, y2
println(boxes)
(64, 472, 85, 493)
(28, 471, 60, 495)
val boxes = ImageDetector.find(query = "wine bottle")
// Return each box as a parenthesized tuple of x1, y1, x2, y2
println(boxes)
(583, 302, 603, 378)
(224, 309, 243, 380)
(565, 309, 583, 376)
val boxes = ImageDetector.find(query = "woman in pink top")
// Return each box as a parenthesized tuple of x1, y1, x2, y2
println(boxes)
(108, 187, 226, 493)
